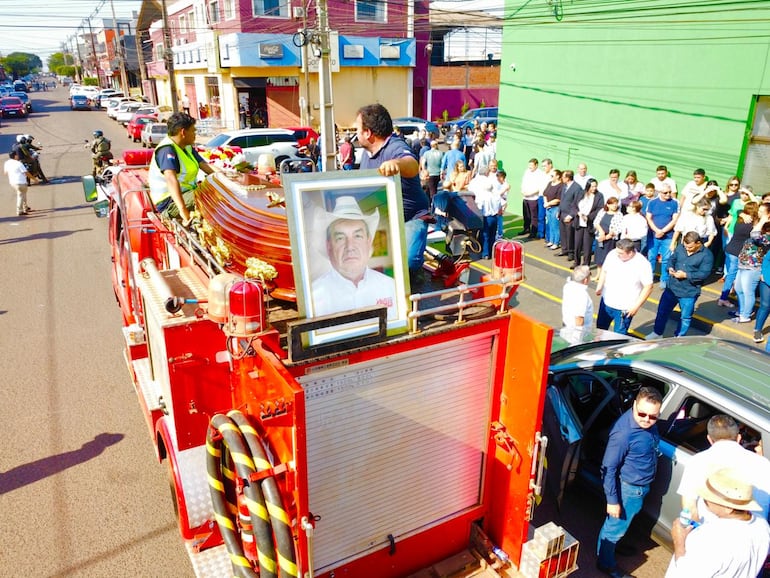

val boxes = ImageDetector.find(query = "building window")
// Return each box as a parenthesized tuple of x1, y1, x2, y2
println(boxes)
(224, 0, 235, 19)
(189, 10, 196, 31)
(356, 0, 386, 22)
(179, 15, 186, 33)
(209, 0, 221, 24)
(253, 0, 288, 18)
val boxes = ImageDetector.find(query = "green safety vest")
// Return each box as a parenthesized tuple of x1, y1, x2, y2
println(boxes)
(148, 136, 200, 206)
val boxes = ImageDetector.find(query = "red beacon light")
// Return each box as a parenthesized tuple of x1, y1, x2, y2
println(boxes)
(493, 239, 524, 286)
(226, 279, 265, 338)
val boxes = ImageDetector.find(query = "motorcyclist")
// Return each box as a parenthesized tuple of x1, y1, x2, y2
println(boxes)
(13, 135, 48, 184)
(90, 130, 113, 177)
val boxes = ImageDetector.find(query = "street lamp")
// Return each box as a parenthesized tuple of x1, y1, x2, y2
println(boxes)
(425, 42, 433, 124)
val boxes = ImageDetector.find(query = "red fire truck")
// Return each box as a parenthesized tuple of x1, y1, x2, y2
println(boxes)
(83, 152, 577, 578)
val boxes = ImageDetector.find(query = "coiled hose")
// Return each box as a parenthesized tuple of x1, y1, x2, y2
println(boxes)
(206, 411, 298, 578)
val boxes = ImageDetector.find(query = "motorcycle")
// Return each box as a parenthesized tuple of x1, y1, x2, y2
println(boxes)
(85, 139, 114, 177)
(22, 138, 48, 184)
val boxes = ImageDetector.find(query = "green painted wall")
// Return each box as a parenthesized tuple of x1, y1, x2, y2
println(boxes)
(497, 0, 770, 214)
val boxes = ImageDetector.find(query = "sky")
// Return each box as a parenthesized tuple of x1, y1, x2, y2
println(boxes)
(0, 0, 142, 65)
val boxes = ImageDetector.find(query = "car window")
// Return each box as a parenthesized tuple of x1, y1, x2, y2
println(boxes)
(247, 135, 269, 147)
(230, 136, 249, 148)
(664, 395, 764, 454)
(269, 134, 297, 144)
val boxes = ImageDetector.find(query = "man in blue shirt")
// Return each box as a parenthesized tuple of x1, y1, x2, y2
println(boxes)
(645, 184, 679, 289)
(597, 386, 662, 578)
(355, 104, 431, 283)
(647, 232, 714, 338)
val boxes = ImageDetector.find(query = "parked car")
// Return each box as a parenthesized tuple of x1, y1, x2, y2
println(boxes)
(286, 126, 319, 148)
(141, 122, 168, 148)
(10, 91, 32, 113)
(115, 102, 144, 125)
(445, 107, 498, 135)
(105, 97, 132, 118)
(203, 128, 300, 165)
(1, 97, 28, 117)
(70, 94, 92, 111)
(127, 114, 158, 142)
(96, 90, 123, 108)
(392, 116, 440, 141)
(542, 335, 770, 548)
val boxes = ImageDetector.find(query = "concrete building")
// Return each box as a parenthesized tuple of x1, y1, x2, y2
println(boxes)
(136, 0, 431, 133)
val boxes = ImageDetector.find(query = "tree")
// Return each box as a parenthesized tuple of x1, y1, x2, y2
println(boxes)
(47, 52, 74, 72)
(0, 52, 43, 78)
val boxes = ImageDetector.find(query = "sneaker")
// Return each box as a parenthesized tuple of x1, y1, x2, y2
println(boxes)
(753, 330, 764, 343)
(646, 331, 662, 340)
(717, 299, 735, 308)
(732, 316, 752, 324)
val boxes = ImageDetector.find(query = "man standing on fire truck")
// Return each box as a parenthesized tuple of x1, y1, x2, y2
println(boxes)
(354, 103, 431, 286)
(149, 112, 217, 225)
(312, 195, 397, 319)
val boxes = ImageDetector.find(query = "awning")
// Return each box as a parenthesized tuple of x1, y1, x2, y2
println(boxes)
(233, 77, 267, 89)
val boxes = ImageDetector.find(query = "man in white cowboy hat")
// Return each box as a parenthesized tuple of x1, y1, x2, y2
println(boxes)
(311, 195, 397, 319)
(665, 467, 770, 578)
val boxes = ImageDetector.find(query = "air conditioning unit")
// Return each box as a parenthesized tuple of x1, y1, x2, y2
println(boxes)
(292, 6, 306, 19)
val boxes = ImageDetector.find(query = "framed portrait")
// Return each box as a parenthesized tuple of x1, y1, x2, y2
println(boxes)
(283, 170, 410, 346)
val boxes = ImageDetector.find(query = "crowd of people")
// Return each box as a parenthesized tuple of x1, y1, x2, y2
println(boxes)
(545, 161, 770, 345)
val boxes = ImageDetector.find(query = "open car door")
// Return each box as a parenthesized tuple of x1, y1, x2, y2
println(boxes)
(542, 371, 618, 506)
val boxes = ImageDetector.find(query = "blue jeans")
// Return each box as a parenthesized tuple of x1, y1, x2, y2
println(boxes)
(720, 252, 739, 299)
(596, 299, 633, 334)
(537, 196, 546, 238)
(481, 215, 498, 258)
(545, 206, 560, 246)
(496, 214, 504, 240)
(597, 481, 650, 569)
(647, 237, 672, 284)
(405, 217, 429, 273)
(653, 288, 697, 336)
(735, 268, 761, 320)
(756, 280, 770, 333)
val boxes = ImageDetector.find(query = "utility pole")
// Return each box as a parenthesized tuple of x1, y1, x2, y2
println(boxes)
(161, 0, 179, 113)
(108, 0, 129, 94)
(87, 18, 99, 81)
(316, 0, 336, 172)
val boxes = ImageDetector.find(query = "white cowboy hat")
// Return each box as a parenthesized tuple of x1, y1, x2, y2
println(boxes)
(322, 195, 379, 237)
(698, 468, 762, 512)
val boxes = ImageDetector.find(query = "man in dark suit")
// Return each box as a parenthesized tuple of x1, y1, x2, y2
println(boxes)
(558, 170, 582, 260)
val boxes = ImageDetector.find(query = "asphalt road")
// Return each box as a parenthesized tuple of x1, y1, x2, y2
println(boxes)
(2, 88, 744, 578)
(0, 88, 192, 577)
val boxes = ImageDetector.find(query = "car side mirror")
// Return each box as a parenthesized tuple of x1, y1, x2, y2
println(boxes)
(92, 199, 109, 218)
(82, 175, 98, 202)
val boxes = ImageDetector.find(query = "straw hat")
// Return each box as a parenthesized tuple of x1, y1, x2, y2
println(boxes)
(322, 195, 379, 237)
(698, 468, 761, 511)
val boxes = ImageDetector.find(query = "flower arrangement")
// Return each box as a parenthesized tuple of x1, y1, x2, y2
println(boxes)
(199, 145, 253, 173)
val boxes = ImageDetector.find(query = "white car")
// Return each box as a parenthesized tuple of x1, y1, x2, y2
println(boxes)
(141, 122, 167, 148)
(203, 128, 301, 166)
(106, 98, 133, 119)
(115, 102, 144, 125)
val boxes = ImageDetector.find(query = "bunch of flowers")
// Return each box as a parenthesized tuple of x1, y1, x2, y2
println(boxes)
(200, 145, 253, 173)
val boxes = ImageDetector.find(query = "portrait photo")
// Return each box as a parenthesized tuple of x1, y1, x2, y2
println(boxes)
(283, 170, 410, 345)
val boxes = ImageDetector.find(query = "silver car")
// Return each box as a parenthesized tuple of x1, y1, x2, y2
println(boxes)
(141, 122, 167, 148)
(543, 336, 770, 547)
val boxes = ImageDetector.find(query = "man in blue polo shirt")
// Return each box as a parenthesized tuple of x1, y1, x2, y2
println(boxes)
(597, 386, 662, 578)
(645, 183, 679, 288)
(354, 103, 431, 283)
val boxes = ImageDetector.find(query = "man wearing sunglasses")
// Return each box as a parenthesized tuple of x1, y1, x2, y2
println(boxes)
(597, 386, 663, 578)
